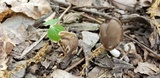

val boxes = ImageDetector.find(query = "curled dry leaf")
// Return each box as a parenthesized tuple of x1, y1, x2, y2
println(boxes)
(139, 0, 153, 7)
(100, 19, 123, 51)
(0, 1, 14, 22)
(58, 31, 78, 55)
(63, 12, 84, 23)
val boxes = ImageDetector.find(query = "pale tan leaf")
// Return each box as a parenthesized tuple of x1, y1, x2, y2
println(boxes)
(50, 69, 82, 78)
(67, 0, 92, 7)
(134, 62, 160, 75)
(63, 12, 83, 23)
(5, 0, 51, 19)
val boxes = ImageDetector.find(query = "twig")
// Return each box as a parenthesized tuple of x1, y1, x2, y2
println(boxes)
(51, 0, 113, 20)
(124, 34, 160, 60)
(65, 58, 84, 72)
(72, 6, 114, 9)
(58, 5, 71, 20)
(77, 8, 113, 19)
(58, 6, 103, 24)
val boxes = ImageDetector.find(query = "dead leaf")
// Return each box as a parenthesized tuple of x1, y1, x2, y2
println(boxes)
(112, 58, 134, 78)
(91, 52, 114, 68)
(147, 73, 160, 78)
(92, 0, 111, 7)
(139, 0, 153, 7)
(4, 0, 51, 19)
(1, 14, 35, 44)
(10, 61, 26, 78)
(63, 12, 83, 23)
(134, 62, 160, 75)
(50, 69, 82, 78)
(64, 22, 100, 31)
(40, 59, 51, 69)
(124, 42, 143, 65)
(111, 0, 137, 11)
(88, 66, 112, 78)
(0, 27, 15, 70)
(0, 1, 14, 22)
(67, 0, 92, 7)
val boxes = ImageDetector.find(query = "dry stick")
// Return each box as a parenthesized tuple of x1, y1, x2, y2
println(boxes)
(58, 6, 103, 24)
(124, 34, 160, 60)
(65, 58, 85, 72)
(51, 0, 113, 20)
(58, 5, 71, 20)
(72, 6, 115, 9)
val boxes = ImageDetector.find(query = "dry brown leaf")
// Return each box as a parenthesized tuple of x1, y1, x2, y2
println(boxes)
(1, 14, 35, 44)
(0, 27, 15, 70)
(63, 12, 83, 23)
(88, 66, 112, 78)
(139, 0, 153, 7)
(92, 0, 111, 7)
(134, 62, 160, 75)
(64, 22, 100, 31)
(124, 42, 143, 65)
(4, 0, 51, 19)
(0, 1, 14, 22)
(67, 0, 92, 7)
(50, 69, 82, 78)
(111, 0, 137, 11)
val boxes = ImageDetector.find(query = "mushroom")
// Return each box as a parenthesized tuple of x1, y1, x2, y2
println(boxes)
(58, 31, 78, 56)
(100, 19, 123, 57)
(88, 19, 123, 61)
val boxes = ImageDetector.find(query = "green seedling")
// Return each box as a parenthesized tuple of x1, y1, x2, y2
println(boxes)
(43, 19, 65, 42)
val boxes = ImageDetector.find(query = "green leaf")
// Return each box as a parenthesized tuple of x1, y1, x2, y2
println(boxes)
(43, 19, 59, 26)
(47, 25, 65, 42)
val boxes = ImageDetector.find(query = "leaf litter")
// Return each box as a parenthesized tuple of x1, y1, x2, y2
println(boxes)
(0, 0, 160, 78)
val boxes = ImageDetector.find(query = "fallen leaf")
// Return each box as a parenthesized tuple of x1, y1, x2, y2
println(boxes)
(112, 58, 134, 78)
(63, 12, 83, 23)
(88, 66, 112, 78)
(50, 69, 82, 78)
(0, 27, 15, 70)
(111, 0, 137, 11)
(64, 22, 100, 31)
(25, 73, 37, 78)
(0, 1, 14, 22)
(67, 0, 92, 7)
(4, 0, 51, 19)
(124, 42, 143, 65)
(10, 61, 27, 78)
(92, 0, 111, 7)
(134, 62, 160, 75)
(40, 59, 51, 69)
(147, 73, 160, 78)
(1, 14, 35, 44)
(139, 0, 153, 7)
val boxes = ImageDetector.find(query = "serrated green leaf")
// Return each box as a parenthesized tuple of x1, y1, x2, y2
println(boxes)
(47, 25, 65, 42)
(43, 19, 59, 26)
